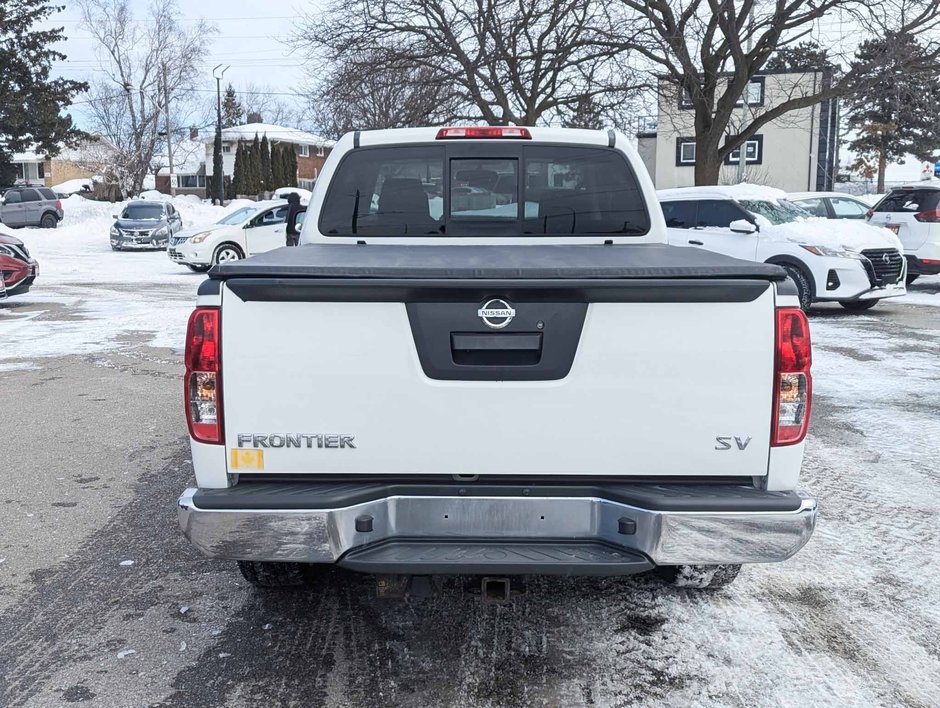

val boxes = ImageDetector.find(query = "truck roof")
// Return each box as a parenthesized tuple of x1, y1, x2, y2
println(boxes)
(352, 126, 617, 148)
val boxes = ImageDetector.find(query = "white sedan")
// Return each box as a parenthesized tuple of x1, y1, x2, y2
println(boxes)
(168, 201, 290, 272)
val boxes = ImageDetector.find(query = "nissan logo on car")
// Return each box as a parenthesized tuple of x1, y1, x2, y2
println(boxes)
(478, 298, 515, 329)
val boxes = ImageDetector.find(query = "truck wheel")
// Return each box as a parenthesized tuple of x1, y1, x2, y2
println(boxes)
(186, 264, 211, 273)
(655, 564, 741, 589)
(237, 560, 308, 588)
(213, 243, 243, 265)
(781, 265, 812, 311)
(839, 299, 878, 312)
(906, 273, 919, 285)
(40, 213, 58, 229)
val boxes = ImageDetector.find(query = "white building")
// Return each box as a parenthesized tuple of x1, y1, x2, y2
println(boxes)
(637, 71, 840, 193)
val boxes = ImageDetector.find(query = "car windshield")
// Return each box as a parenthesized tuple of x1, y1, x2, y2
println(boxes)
(121, 204, 165, 220)
(738, 199, 811, 225)
(217, 207, 261, 225)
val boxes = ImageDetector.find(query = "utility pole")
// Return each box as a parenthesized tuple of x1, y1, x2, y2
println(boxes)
(162, 63, 176, 197)
(736, 4, 755, 183)
(212, 64, 229, 204)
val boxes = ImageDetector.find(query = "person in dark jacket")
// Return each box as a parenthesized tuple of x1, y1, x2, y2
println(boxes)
(285, 192, 302, 246)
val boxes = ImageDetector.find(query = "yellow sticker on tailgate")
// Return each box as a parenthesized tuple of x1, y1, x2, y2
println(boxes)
(231, 449, 264, 471)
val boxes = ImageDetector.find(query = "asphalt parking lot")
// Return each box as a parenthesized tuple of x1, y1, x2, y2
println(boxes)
(1, 278, 939, 707)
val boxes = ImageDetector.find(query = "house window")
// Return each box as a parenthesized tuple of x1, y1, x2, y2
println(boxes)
(177, 175, 207, 188)
(222, 143, 232, 154)
(678, 86, 695, 109)
(731, 77, 765, 107)
(724, 134, 764, 165)
(675, 138, 697, 166)
(298, 179, 316, 190)
(316, 146, 325, 157)
(299, 144, 310, 158)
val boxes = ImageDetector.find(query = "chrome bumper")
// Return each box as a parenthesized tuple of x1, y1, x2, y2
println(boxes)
(177, 488, 817, 569)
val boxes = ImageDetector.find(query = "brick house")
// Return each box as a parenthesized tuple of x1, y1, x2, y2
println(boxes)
(204, 123, 335, 196)
(11, 136, 119, 188)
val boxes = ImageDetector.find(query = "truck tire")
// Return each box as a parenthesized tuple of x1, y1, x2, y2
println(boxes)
(40, 212, 58, 229)
(781, 265, 813, 311)
(654, 563, 741, 589)
(839, 299, 878, 312)
(237, 560, 308, 588)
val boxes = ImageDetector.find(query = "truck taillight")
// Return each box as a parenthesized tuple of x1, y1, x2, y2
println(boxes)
(772, 308, 812, 446)
(436, 127, 532, 140)
(914, 209, 940, 222)
(185, 307, 222, 444)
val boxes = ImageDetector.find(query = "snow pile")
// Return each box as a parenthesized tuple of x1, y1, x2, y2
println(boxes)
(49, 178, 94, 195)
(0, 195, 240, 363)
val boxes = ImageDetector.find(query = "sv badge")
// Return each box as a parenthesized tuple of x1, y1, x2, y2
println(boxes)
(715, 436, 752, 451)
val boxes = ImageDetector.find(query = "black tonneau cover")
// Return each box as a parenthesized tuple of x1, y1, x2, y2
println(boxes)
(209, 243, 786, 281)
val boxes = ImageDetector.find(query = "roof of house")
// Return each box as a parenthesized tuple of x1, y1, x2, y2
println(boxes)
(210, 123, 334, 148)
(155, 138, 205, 175)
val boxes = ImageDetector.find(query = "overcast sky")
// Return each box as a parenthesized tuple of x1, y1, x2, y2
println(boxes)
(49, 0, 318, 130)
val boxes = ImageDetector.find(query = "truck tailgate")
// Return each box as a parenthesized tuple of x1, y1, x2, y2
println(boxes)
(216, 244, 783, 479)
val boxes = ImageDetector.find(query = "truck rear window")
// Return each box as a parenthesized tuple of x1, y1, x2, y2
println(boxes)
(873, 189, 940, 213)
(319, 145, 650, 237)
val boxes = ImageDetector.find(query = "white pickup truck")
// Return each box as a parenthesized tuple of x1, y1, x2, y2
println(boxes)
(177, 126, 816, 594)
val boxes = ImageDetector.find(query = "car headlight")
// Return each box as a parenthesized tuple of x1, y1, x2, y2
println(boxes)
(110, 226, 120, 237)
(0, 244, 15, 257)
(190, 232, 211, 244)
(800, 245, 862, 259)
(153, 226, 169, 237)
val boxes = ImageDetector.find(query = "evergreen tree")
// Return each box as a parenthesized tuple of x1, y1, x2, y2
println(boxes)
(846, 34, 940, 193)
(269, 143, 282, 188)
(286, 145, 298, 187)
(260, 133, 273, 191)
(231, 139, 247, 195)
(0, 0, 87, 186)
(221, 83, 243, 128)
(248, 133, 262, 194)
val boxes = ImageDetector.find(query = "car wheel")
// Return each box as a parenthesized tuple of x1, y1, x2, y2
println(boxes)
(186, 264, 211, 273)
(111, 245, 121, 251)
(839, 299, 879, 311)
(906, 273, 919, 285)
(781, 264, 813, 311)
(40, 213, 58, 229)
(213, 244, 243, 265)
(237, 560, 310, 588)
(654, 564, 742, 589)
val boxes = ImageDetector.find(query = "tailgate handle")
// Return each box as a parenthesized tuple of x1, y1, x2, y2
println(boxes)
(451, 333, 542, 351)
(450, 332, 543, 367)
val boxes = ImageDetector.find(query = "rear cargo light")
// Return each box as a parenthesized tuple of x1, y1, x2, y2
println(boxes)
(914, 209, 940, 222)
(436, 127, 532, 140)
(772, 308, 812, 446)
(185, 307, 222, 444)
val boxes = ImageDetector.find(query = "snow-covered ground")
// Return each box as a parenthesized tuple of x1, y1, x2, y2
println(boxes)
(0, 194, 237, 362)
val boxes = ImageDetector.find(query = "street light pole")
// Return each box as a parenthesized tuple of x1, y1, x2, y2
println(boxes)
(212, 64, 230, 204)
(162, 63, 176, 197)
(736, 4, 755, 184)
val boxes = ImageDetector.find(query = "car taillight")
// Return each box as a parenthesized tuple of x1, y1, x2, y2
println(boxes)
(56, 199, 62, 211)
(914, 209, 940, 222)
(436, 127, 532, 140)
(185, 307, 222, 444)
(772, 308, 812, 446)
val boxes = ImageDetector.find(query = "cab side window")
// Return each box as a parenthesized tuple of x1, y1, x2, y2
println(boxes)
(695, 200, 749, 228)
(795, 198, 828, 218)
(661, 201, 696, 228)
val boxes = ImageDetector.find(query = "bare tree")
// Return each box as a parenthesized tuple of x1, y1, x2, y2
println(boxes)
(621, 0, 940, 184)
(293, 0, 644, 127)
(77, 0, 215, 194)
(303, 49, 461, 138)
(239, 83, 302, 127)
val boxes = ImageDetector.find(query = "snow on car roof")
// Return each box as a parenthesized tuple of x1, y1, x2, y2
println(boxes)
(658, 183, 789, 202)
(787, 191, 870, 200)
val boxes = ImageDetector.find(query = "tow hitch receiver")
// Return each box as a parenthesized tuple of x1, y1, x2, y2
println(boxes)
(481, 577, 511, 604)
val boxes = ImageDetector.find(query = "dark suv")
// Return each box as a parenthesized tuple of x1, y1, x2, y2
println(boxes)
(0, 187, 64, 228)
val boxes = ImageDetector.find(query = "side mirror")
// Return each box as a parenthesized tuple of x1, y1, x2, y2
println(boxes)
(112, 213, 119, 219)
(730, 219, 758, 234)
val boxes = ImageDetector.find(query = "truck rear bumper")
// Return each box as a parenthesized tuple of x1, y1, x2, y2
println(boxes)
(178, 483, 817, 574)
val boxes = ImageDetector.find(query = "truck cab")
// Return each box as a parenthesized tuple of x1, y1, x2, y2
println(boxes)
(177, 127, 816, 593)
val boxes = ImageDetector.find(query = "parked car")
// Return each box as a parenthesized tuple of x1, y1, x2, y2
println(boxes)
(0, 226, 39, 299)
(176, 126, 817, 593)
(788, 192, 872, 220)
(866, 183, 940, 284)
(658, 185, 906, 311)
(168, 200, 289, 272)
(0, 187, 63, 228)
(109, 200, 183, 251)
